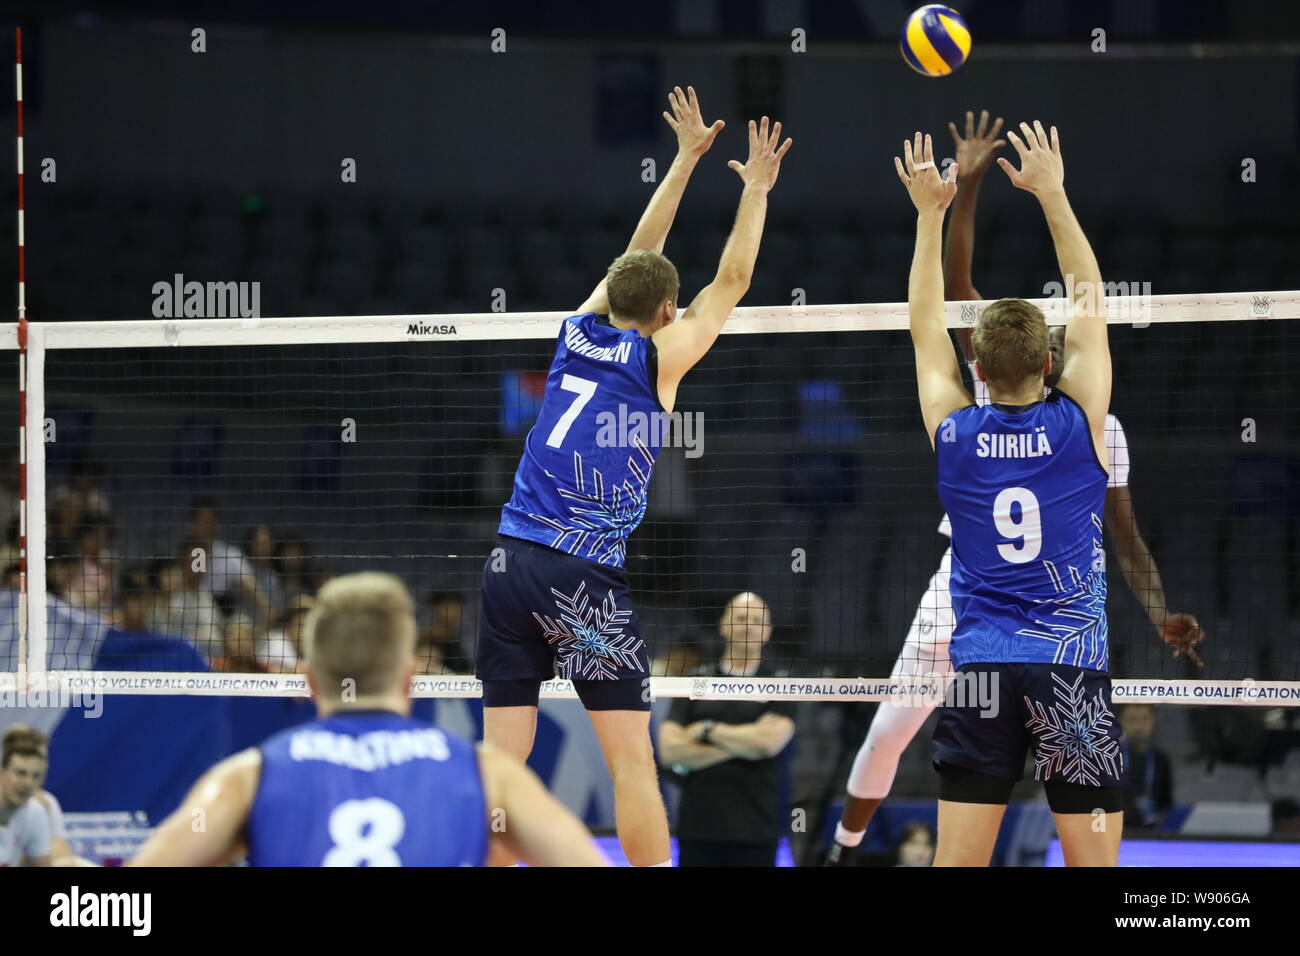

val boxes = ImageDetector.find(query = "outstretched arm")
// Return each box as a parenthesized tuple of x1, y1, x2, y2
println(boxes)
(577, 86, 725, 315)
(1105, 485, 1205, 667)
(944, 109, 1004, 304)
(895, 132, 971, 445)
(652, 115, 792, 409)
(998, 122, 1109, 436)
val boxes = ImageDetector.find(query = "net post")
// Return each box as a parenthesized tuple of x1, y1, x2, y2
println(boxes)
(14, 26, 24, 690)
(23, 321, 46, 682)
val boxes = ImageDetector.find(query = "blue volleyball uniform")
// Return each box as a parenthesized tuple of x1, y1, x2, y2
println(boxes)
(931, 390, 1125, 788)
(479, 313, 657, 703)
(247, 710, 488, 867)
(499, 312, 663, 568)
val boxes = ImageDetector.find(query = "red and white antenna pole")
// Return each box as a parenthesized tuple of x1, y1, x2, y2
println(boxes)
(16, 26, 26, 687)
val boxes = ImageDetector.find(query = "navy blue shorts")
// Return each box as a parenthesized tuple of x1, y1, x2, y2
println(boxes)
(476, 536, 650, 706)
(932, 662, 1126, 787)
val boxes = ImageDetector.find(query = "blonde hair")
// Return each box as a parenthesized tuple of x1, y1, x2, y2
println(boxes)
(606, 249, 679, 323)
(971, 298, 1050, 391)
(303, 573, 416, 698)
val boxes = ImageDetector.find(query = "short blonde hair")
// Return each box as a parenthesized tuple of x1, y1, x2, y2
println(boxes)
(303, 573, 416, 698)
(606, 249, 679, 323)
(972, 298, 1050, 391)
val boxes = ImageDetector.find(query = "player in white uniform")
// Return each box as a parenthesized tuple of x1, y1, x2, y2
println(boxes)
(1, 728, 52, 867)
(826, 112, 1204, 864)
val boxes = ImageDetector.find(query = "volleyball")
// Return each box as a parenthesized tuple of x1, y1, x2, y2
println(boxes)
(901, 4, 971, 77)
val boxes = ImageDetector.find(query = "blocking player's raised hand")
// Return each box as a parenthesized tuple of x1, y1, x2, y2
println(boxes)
(948, 109, 1005, 182)
(997, 121, 1064, 196)
(664, 85, 725, 158)
(895, 132, 958, 216)
(727, 117, 793, 192)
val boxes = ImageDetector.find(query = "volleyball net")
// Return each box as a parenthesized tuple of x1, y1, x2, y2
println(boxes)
(3, 290, 1300, 703)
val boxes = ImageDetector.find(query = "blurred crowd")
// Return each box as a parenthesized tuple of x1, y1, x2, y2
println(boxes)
(0, 455, 472, 676)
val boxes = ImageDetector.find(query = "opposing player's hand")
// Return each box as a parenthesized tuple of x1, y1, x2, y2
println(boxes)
(682, 721, 710, 742)
(727, 116, 793, 192)
(894, 131, 957, 216)
(948, 110, 1005, 182)
(1157, 612, 1205, 668)
(664, 86, 725, 158)
(997, 121, 1065, 196)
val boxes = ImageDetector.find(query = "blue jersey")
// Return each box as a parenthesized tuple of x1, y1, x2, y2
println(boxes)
(936, 389, 1109, 670)
(247, 710, 488, 867)
(499, 312, 663, 568)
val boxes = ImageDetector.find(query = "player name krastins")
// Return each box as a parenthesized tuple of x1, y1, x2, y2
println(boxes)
(49, 886, 151, 936)
(407, 322, 458, 336)
(976, 429, 1054, 459)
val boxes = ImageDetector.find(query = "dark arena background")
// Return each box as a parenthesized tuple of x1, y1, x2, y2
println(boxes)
(0, 0, 1298, 902)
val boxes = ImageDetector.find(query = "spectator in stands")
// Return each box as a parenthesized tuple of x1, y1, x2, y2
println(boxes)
(47, 485, 93, 562)
(257, 595, 314, 673)
(3, 563, 18, 590)
(243, 524, 285, 620)
(417, 590, 472, 674)
(658, 592, 797, 867)
(216, 612, 266, 673)
(1271, 797, 1300, 839)
(0, 726, 52, 866)
(1119, 703, 1174, 829)
(67, 513, 115, 617)
(273, 535, 314, 601)
(47, 556, 75, 601)
(97, 569, 210, 671)
(50, 458, 111, 524)
(110, 569, 153, 633)
(185, 498, 272, 623)
(895, 821, 935, 867)
(148, 547, 224, 663)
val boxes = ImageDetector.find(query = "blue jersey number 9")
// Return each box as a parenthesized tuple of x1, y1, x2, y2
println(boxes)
(993, 487, 1042, 563)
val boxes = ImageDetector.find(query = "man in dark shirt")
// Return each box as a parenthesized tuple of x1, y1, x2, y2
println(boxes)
(658, 592, 796, 866)
(1119, 703, 1173, 829)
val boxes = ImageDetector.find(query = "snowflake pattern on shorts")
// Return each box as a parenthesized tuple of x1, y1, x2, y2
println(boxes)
(1023, 670, 1124, 785)
(531, 580, 644, 680)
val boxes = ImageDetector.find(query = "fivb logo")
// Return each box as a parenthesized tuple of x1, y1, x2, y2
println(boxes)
(50, 886, 151, 936)
(595, 405, 704, 459)
(1041, 276, 1153, 326)
(152, 274, 260, 319)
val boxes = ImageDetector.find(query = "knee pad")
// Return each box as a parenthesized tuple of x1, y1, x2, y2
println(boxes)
(1044, 780, 1124, 815)
(936, 761, 1015, 805)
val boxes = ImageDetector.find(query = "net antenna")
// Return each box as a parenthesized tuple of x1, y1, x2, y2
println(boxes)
(15, 26, 25, 692)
